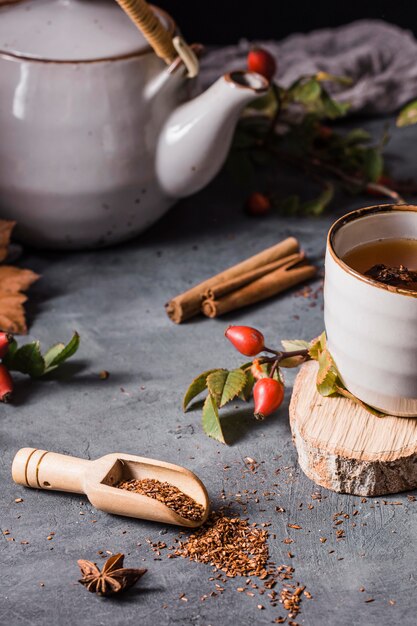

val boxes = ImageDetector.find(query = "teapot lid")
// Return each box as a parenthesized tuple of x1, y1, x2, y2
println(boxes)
(0, 0, 175, 62)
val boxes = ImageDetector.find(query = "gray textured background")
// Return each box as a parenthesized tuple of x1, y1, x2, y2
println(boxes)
(2, 118, 417, 626)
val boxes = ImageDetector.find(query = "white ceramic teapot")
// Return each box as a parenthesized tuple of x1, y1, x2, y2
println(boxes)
(0, 0, 269, 249)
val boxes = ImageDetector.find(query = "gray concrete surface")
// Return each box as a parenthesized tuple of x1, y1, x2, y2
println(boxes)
(2, 118, 417, 626)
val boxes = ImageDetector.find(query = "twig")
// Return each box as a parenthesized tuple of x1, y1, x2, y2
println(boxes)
(365, 182, 406, 204)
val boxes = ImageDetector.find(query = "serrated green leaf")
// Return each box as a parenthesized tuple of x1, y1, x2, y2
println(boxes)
(308, 332, 327, 360)
(5, 341, 46, 378)
(363, 148, 383, 183)
(207, 369, 247, 408)
(183, 369, 219, 411)
(202, 393, 226, 444)
(281, 339, 310, 352)
(45, 332, 80, 371)
(396, 100, 417, 127)
(239, 370, 255, 401)
(317, 349, 332, 383)
(316, 348, 340, 396)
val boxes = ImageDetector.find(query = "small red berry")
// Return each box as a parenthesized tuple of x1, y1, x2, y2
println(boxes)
(253, 377, 284, 420)
(0, 364, 13, 402)
(0, 332, 13, 359)
(245, 192, 271, 217)
(317, 125, 333, 140)
(247, 47, 277, 81)
(225, 326, 265, 357)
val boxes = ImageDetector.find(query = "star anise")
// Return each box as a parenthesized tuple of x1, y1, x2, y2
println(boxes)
(78, 553, 147, 596)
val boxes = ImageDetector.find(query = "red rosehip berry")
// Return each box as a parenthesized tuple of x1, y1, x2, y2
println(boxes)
(0, 364, 13, 402)
(317, 125, 333, 140)
(247, 47, 277, 81)
(253, 377, 284, 420)
(225, 325, 265, 357)
(245, 192, 271, 217)
(0, 332, 13, 359)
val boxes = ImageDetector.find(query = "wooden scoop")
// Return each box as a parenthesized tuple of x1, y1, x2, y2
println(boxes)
(12, 448, 210, 528)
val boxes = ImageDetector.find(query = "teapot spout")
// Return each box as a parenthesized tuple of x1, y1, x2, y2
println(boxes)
(156, 71, 269, 198)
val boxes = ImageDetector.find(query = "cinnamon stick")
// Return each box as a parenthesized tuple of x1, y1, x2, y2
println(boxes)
(204, 252, 304, 300)
(165, 237, 299, 323)
(201, 262, 317, 318)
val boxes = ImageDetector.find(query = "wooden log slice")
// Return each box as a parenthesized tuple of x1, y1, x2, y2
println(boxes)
(289, 360, 417, 496)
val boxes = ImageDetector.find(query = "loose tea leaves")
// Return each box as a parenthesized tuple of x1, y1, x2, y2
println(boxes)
(78, 553, 147, 596)
(117, 478, 204, 522)
(172, 513, 270, 578)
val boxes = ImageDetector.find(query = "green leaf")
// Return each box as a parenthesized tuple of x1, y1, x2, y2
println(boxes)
(5, 341, 46, 378)
(396, 100, 417, 127)
(202, 393, 226, 444)
(245, 88, 277, 115)
(316, 352, 340, 397)
(345, 129, 372, 145)
(291, 78, 322, 105)
(363, 148, 383, 183)
(281, 339, 310, 352)
(277, 195, 300, 215)
(316, 349, 333, 382)
(45, 332, 79, 369)
(183, 369, 218, 412)
(239, 370, 255, 401)
(308, 332, 326, 360)
(44, 343, 65, 370)
(320, 91, 350, 119)
(301, 183, 334, 216)
(207, 369, 247, 408)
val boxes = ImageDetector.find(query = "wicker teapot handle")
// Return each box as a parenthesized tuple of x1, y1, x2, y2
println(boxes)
(115, 0, 198, 76)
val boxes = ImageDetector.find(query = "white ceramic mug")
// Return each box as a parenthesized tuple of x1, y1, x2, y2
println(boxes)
(324, 204, 417, 417)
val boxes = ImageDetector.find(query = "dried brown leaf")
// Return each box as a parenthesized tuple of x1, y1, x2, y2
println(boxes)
(0, 220, 16, 262)
(0, 266, 39, 334)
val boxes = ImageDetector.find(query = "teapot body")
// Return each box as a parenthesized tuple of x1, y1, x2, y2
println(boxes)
(0, 49, 186, 249)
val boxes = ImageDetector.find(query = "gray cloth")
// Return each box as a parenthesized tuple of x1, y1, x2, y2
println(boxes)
(198, 19, 417, 115)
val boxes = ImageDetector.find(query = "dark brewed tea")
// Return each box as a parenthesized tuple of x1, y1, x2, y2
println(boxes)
(342, 238, 417, 290)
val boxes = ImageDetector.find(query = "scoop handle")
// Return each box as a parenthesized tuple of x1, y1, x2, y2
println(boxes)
(12, 448, 91, 494)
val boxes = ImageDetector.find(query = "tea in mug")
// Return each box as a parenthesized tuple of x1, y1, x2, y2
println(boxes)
(342, 238, 417, 290)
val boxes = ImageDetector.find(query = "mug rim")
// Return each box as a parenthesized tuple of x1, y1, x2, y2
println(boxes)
(327, 203, 417, 298)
